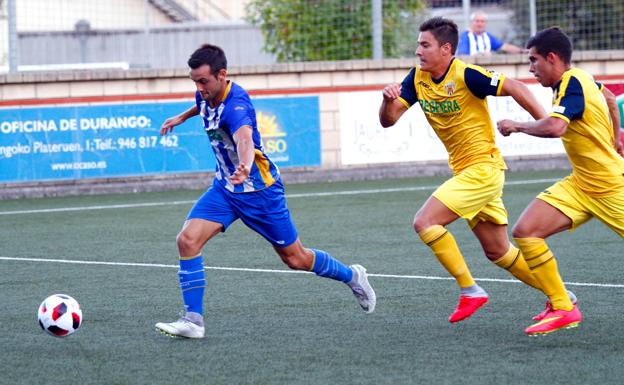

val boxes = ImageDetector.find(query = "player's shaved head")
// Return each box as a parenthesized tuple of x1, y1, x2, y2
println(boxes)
(527, 27, 572, 64)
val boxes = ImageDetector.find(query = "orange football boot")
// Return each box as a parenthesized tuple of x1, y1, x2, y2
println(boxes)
(448, 295, 489, 323)
(533, 293, 577, 321)
(525, 305, 582, 336)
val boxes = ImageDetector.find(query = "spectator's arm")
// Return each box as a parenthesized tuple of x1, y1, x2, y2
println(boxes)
(500, 43, 526, 54)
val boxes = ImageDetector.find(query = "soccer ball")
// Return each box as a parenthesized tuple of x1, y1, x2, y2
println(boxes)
(37, 294, 82, 337)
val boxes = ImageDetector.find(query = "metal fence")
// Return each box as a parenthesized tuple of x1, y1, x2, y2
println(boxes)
(509, 0, 624, 50)
(1, 0, 622, 72)
(17, 22, 275, 70)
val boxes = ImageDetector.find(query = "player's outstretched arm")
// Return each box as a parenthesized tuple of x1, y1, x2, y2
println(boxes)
(160, 105, 199, 136)
(500, 77, 547, 120)
(230, 125, 254, 185)
(601, 86, 623, 156)
(379, 83, 408, 128)
(498, 116, 568, 138)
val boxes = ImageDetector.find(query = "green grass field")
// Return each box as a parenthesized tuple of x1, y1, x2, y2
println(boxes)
(1, 169, 623, 384)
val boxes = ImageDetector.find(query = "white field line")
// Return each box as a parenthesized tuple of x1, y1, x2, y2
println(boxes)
(0, 178, 558, 216)
(1, 256, 622, 289)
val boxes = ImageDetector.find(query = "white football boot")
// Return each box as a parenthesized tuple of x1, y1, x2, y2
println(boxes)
(155, 313, 205, 339)
(348, 264, 377, 314)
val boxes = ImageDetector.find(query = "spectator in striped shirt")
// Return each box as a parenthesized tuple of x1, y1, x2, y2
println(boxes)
(457, 11, 524, 56)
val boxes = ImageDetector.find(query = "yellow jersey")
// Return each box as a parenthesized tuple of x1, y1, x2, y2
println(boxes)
(550, 68, 624, 196)
(398, 58, 506, 174)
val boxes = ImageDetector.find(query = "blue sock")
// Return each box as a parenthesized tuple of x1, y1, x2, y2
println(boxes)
(178, 255, 206, 315)
(310, 249, 353, 283)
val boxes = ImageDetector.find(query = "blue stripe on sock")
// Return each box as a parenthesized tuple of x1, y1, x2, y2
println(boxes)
(179, 256, 206, 315)
(310, 249, 353, 283)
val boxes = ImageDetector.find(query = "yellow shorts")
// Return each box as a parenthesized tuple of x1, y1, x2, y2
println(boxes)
(538, 176, 624, 236)
(432, 164, 508, 229)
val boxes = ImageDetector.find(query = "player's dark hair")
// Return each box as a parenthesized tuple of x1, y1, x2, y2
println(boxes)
(188, 44, 227, 73)
(419, 17, 459, 54)
(526, 27, 572, 64)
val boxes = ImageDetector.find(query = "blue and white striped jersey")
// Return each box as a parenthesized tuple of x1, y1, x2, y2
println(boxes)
(195, 81, 280, 193)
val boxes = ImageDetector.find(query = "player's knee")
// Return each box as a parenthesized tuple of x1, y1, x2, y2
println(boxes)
(412, 215, 429, 233)
(176, 231, 200, 255)
(483, 247, 506, 261)
(511, 222, 531, 239)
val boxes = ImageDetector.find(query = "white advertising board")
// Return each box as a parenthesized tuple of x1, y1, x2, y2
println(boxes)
(339, 84, 565, 165)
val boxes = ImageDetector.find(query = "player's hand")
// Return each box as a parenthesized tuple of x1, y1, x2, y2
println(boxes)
(230, 162, 251, 185)
(617, 128, 624, 158)
(382, 83, 402, 102)
(160, 116, 184, 136)
(616, 141, 624, 158)
(497, 119, 518, 136)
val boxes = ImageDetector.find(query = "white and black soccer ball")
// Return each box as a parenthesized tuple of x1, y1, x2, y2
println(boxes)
(37, 294, 82, 337)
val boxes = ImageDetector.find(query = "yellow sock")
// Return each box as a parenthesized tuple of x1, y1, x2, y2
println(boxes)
(419, 225, 475, 288)
(515, 237, 573, 311)
(492, 244, 542, 291)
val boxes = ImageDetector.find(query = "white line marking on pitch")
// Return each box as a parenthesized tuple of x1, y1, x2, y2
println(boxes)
(0, 178, 558, 216)
(0, 200, 196, 215)
(1, 256, 622, 289)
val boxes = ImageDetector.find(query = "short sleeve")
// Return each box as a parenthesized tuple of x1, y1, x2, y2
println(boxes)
(457, 31, 470, 55)
(464, 66, 505, 99)
(551, 76, 585, 122)
(195, 91, 203, 110)
(398, 68, 418, 107)
(226, 99, 254, 134)
(488, 32, 504, 51)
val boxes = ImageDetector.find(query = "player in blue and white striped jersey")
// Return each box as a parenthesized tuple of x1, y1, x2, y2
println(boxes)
(195, 79, 279, 193)
(155, 44, 376, 339)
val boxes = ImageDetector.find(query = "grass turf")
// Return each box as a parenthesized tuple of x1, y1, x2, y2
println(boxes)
(1, 169, 623, 384)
